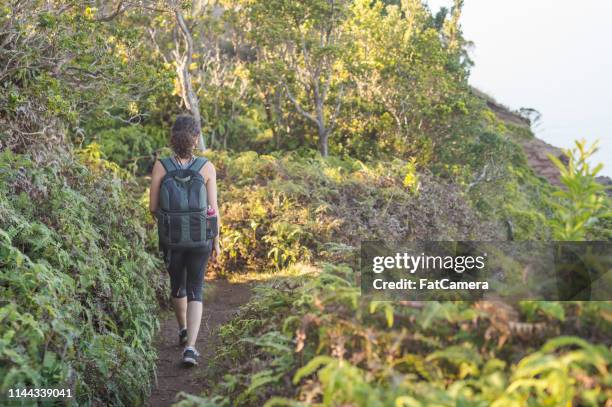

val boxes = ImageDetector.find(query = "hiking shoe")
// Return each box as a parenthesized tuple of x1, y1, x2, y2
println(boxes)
(178, 328, 188, 346)
(182, 347, 199, 367)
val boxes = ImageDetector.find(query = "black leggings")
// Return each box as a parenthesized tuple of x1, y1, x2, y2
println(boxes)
(165, 243, 211, 302)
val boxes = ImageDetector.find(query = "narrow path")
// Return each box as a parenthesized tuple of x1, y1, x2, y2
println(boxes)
(149, 279, 252, 407)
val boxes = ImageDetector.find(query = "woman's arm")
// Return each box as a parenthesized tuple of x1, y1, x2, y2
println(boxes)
(149, 160, 164, 214)
(202, 162, 221, 258)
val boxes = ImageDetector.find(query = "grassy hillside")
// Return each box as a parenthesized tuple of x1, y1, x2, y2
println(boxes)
(179, 268, 611, 406)
(206, 150, 504, 277)
(172, 150, 611, 407)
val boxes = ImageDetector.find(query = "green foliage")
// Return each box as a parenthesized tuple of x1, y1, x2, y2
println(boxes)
(3, 2, 609, 406)
(94, 125, 169, 174)
(331, 0, 479, 161)
(0, 147, 164, 405)
(208, 150, 502, 276)
(188, 265, 611, 406)
(1, 2, 174, 149)
(520, 301, 566, 322)
(170, 143, 609, 406)
(548, 139, 610, 240)
(201, 0, 487, 160)
(402, 158, 420, 196)
(462, 129, 555, 240)
(496, 336, 611, 406)
(292, 356, 383, 406)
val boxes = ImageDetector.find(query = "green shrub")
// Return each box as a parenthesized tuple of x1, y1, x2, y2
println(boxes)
(207, 150, 503, 275)
(0, 147, 165, 405)
(548, 139, 610, 241)
(93, 125, 169, 174)
(189, 265, 611, 406)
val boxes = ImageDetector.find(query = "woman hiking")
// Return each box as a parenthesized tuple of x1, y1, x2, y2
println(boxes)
(149, 114, 221, 366)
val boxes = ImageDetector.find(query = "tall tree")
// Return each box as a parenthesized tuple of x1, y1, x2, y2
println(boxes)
(344, 0, 475, 160)
(247, 0, 351, 157)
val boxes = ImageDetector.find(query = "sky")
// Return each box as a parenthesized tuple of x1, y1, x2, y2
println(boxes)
(426, 0, 612, 176)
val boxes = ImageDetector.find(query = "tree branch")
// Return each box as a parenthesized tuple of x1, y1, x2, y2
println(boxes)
(328, 85, 344, 132)
(147, 27, 168, 64)
(95, 1, 127, 22)
(174, 7, 205, 150)
(281, 80, 318, 125)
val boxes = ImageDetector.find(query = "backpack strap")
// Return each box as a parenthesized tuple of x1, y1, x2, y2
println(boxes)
(159, 157, 178, 173)
(188, 157, 208, 172)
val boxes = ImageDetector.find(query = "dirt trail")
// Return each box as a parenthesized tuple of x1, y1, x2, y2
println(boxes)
(148, 279, 252, 407)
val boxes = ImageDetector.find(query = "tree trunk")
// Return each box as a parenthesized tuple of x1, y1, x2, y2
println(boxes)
(174, 9, 205, 151)
(315, 97, 328, 157)
(318, 127, 329, 157)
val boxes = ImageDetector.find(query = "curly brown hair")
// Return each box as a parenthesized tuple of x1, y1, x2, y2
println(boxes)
(170, 114, 199, 158)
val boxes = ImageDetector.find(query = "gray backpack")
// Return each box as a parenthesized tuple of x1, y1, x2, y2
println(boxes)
(157, 157, 209, 249)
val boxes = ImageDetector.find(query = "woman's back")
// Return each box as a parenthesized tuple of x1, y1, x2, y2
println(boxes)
(148, 114, 221, 367)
